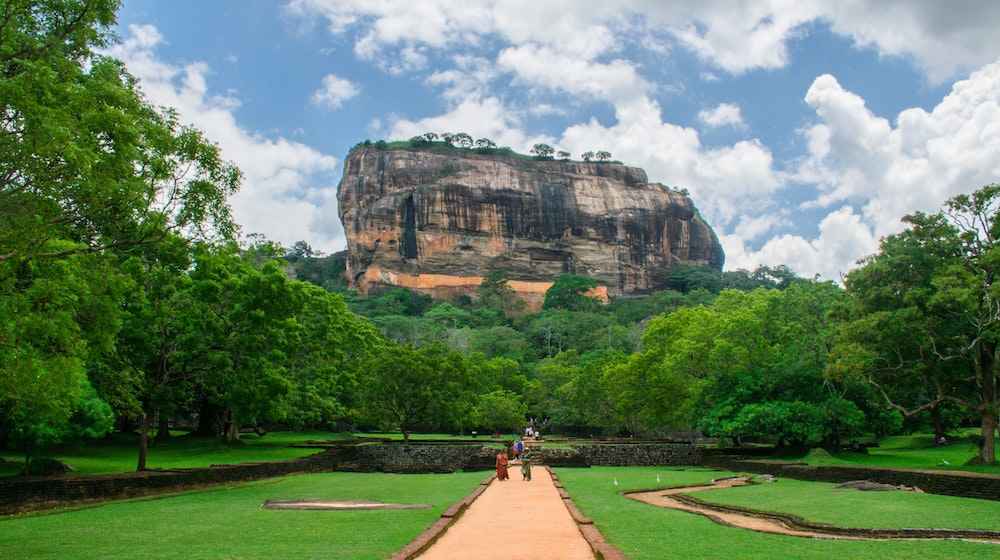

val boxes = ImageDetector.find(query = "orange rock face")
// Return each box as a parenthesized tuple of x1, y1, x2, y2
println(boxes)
(337, 146, 723, 306)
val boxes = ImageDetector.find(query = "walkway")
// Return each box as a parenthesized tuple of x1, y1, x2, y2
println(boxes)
(418, 466, 594, 560)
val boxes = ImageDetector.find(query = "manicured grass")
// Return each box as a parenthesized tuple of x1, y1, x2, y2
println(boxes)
(778, 431, 1000, 475)
(0, 431, 351, 477)
(696, 478, 1000, 531)
(0, 471, 485, 559)
(556, 466, 1000, 559)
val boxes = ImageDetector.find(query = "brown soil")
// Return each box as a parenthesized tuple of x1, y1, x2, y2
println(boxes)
(417, 467, 594, 560)
(263, 500, 430, 510)
(626, 477, 1000, 543)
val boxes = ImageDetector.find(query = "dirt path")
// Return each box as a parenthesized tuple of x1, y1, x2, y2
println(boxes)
(418, 466, 594, 560)
(627, 477, 1000, 543)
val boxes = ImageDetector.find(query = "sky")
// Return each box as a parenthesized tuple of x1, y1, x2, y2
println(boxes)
(110, 1, 1000, 280)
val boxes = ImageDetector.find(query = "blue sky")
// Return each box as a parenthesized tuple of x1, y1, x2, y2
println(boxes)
(109, 1, 1000, 279)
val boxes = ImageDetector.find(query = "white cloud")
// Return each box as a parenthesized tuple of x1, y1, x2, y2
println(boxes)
(698, 102, 745, 129)
(559, 97, 779, 227)
(104, 25, 345, 252)
(288, 1, 1000, 81)
(388, 96, 553, 152)
(497, 44, 647, 105)
(721, 206, 879, 279)
(796, 62, 1000, 238)
(311, 73, 360, 110)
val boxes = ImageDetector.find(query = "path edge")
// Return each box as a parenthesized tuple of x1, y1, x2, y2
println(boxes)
(547, 466, 627, 560)
(390, 472, 496, 560)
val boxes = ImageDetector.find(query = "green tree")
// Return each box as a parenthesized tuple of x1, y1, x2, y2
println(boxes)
(282, 284, 383, 430)
(0, 246, 122, 469)
(595, 151, 612, 162)
(476, 390, 526, 434)
(543, 274, 601, 311)
(835, 185, 1000, 463)
(362, 343, 473, 439)
(581, 151, 595, 162)
(530, 143, 555, 159)
(477, 270, 525, 315)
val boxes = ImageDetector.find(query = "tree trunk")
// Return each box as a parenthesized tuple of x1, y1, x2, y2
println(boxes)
(978, 344, 997, 464)
(156, 412, 171, 441)
(194, 400, 222, 437)
(223, 409, 240, 443)
(930, 405, 946, 445)
(137, 413, 150, 471)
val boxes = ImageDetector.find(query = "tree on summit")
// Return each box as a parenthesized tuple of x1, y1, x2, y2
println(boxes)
(531, 143, 555, 159)
(596, 151, 613, 162)
(581, 151, 595, 162)
(557, 150, 571, 160)
(452, 133, 474, 148)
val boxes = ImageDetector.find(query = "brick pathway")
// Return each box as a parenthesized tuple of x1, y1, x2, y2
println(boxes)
(418, 466, 594, 560)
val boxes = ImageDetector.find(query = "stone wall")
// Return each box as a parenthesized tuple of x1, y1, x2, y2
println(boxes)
(344, 443, 488, 473)
(703, 457, 1000, 501)
(572, 443, 702, 466)
(0, 447, 348, 514)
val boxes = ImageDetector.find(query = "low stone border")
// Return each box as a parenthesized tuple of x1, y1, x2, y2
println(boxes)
(547, 467, 626, 560)
(390, 473, 496, 560)
(703, 456, 1000, 501)
(675, 492, 1000, 541)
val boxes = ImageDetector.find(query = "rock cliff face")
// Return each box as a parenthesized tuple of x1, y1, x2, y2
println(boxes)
(337, 146, 723, 308)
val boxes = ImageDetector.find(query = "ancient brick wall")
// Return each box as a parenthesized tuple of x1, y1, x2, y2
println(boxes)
(571, 443, 702, 466)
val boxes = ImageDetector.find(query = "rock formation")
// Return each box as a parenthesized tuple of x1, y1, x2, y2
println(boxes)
(337, 146, 724, 309)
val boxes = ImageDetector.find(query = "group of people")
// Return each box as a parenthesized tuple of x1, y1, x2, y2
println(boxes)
(495, 437, 532, 482)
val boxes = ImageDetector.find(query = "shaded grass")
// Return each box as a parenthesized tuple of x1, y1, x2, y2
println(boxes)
(776, 431, 1000, 475)
(696, 477, 1000, 531)
(0, 431, 351, 477)
(556, 466, 1000, 559)
(0, 471, 484, 560)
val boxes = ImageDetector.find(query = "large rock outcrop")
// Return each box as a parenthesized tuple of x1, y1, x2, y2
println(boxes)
(337, 146, 723, 308)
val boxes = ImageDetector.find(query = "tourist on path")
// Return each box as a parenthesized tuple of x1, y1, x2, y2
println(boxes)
(514, 439, 524, 460)
(495, 449, 509, 481)
(520, 450, 532, 481)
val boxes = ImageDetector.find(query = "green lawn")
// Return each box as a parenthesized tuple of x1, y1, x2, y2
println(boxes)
(0, 471, 484, 560)
(696, 478, 1000, 531)
(777, 431, 1000, 475)
(0, 431, 351, 477)
(556, 466, 1000, 559)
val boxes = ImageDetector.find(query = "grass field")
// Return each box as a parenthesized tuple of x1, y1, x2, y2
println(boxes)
(556, 466, 1000, 559)
(695, 477, 1000, 531)
(777, 432, 1000, 475)
(0, 471, 484, 559)
(0, 431, 351, 477)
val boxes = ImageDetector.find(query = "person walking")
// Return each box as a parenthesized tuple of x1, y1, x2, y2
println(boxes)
(495, 449, 509, 481)
(514, 438, 524, 460)
(520, 449, 532, 481)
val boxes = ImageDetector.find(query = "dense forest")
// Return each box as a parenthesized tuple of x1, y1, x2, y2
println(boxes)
(2, 0, 998, 475)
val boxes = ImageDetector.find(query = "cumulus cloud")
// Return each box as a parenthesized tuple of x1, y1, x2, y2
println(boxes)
(698, 102, 746, 129)
(497, 44, 648, 105)
(721, 207, 879, 280)
(796, 62, 1000, 238)
(311, 73, 360, 110)
(559, 97, 779, 227)
(286, 1, 1000, 81)
(104, 25, 345, 252)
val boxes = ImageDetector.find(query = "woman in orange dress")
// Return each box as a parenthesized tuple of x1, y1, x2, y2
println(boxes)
(495, 449, 509, 481)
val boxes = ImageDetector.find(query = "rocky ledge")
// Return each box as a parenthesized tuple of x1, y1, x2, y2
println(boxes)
(337, 146, 723, 308)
